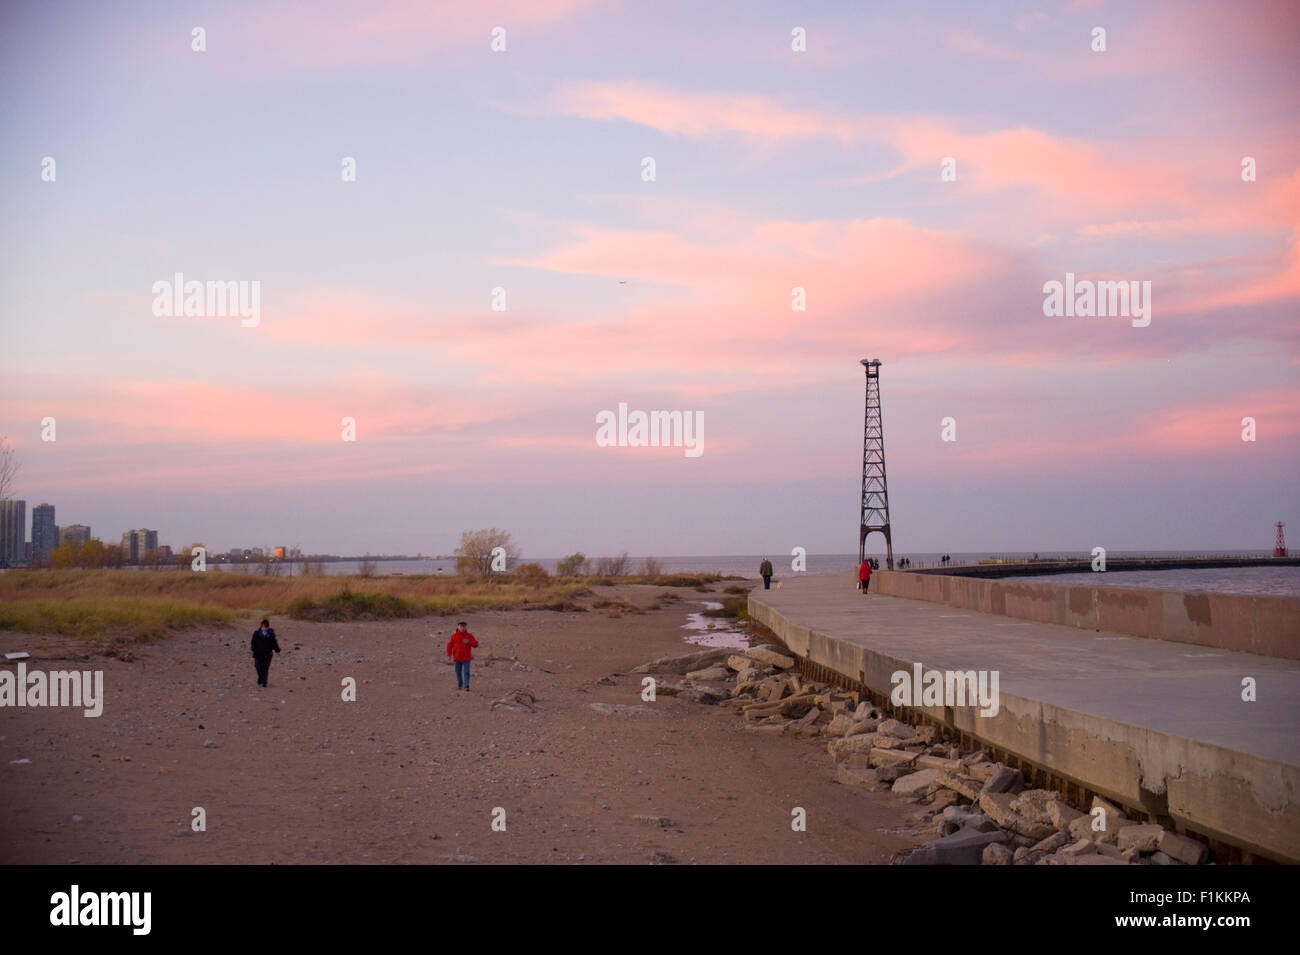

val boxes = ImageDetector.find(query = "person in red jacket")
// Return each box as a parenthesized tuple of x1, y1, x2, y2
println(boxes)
(445, 621, 479, 691)
(858, 559, 872, 594)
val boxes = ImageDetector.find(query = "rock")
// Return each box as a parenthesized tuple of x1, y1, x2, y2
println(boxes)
(1149, 851, 1184, 866)
(905, 827, 1009, 865)
(588, 703, 653, 717)
(836, 764, 886, 790)
(202, 740, 218, 749)
(1048, 800, 1086, 831)
(1059, 839, 1098, 859)
(1117, 823, 1164, 853)
(868, 747, 916, 768)
(983, 843, 1014, 865)
(490, 689, 539, 712)
(649, 850, 678, 864)
(892, 768, 941, 795)
(1071, 854, 1130, 865)
(877, 718, 914, 739)
(826, 734, 879, 761)
(685, 666, 731, 682)
(909, 725, 940, 745)
(677, 688, 723, 705)
(825, 713, 854, 737)
(875, 763, 917, 783)
(745, 647, 796, 669)
(845, 717, 879, 736)
(725, 655, 752, 671)
(1032, 831, 1070, 854)
(853, 702, 881, 720)
(745, 722, 791, 734)
(1121, 848, 1148, 864)
(915, 755, 963, 774)
(632, 814, 674, 827)
(1013, 847, 1046, 865)
(1010, 789, 1062, 825)
(980, 766, 1022, 795)
(1157, 830, 1209, 865)
(927, 789, 960, 811)
(780, 698, 815, 719)
(634, 648, 733, 674)
(939, 805, 979, 835)
(978, 793, 1056, 842)
(934, 772, 983, 802)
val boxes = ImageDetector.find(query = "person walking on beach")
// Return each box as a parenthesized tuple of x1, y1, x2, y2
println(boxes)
(250, 618, 281, 687)
(858, 558, 872, 595)
(445, 621, 479, 691)
(759, 557, 774, 590)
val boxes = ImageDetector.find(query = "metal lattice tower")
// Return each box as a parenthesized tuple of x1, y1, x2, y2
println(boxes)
(1275, 522, 1288, 558)
(859, 359, 894, 570)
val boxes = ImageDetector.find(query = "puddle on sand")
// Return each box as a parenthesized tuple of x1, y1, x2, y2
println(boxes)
(681, 601, 750, 649)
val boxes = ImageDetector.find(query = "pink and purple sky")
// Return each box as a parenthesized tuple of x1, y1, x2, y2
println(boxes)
(1, 0, 1297, 557)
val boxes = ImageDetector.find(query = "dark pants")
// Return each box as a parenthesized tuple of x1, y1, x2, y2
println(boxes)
(762, 575, 771, 590)
(455, 660, 471, 688)
(860, 578, 870, 594)
(254, 655, 272, 686)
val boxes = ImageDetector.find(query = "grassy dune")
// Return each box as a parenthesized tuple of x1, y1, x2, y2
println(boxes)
(0, 568, 724, 639)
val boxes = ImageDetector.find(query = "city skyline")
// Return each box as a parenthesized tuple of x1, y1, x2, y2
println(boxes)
(1, 0, 1297, 556)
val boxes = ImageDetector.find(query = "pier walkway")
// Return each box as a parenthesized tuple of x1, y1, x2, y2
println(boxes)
(748, 572, 1300, 862)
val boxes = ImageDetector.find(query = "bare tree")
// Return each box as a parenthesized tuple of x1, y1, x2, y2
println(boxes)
(0, 436, 18, 501)
(454, 528, 520, 578)
(358, 554, 377, 577)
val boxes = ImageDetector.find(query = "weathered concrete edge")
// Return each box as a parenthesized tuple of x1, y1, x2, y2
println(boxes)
(748, 592, 1300, 863)
(874, 570, 1300, 659)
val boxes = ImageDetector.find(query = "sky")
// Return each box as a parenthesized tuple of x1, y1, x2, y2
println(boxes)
(0, 0, 1297, 558)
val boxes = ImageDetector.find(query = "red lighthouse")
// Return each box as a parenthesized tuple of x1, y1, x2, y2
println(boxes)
(1275, 522, 1288, 558)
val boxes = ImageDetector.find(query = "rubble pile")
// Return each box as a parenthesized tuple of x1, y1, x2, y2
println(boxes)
(635, 643, 1213, 866)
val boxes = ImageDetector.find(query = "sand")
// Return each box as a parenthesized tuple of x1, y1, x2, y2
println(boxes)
(0, 583, 926, 864)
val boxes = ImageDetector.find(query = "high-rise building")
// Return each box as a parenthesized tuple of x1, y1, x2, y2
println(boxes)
(0, 500, 26, 567)
(32, 504, 57, 565)
(59, 524, 91, 547)
(120, 528, 160, 564)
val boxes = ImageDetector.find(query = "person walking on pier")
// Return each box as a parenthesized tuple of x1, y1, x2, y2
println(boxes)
(445, 621, 479, 691)
(858, 558, 872, 594)
(759, 557, 774, 590)
(250, 618, 281, 687)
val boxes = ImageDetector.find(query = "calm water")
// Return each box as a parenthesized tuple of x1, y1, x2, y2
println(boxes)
(213, 550, 1277, 580)
(1033, 566, 1300, 597)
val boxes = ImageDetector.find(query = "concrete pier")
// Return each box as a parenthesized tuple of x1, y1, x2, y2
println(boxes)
(748, 572, 1300, 863)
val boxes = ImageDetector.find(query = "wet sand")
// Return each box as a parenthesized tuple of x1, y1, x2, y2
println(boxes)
(0, 584, 925, 864)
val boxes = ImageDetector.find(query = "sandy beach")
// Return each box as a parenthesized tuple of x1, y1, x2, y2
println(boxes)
(0, 582, 925, 864)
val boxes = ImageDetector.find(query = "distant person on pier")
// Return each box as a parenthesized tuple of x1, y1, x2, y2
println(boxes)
(858, 558, 872, 594)
(250, 618, 281, 688)
(759, 557, 774, 590)
(445, 621, 479, 691)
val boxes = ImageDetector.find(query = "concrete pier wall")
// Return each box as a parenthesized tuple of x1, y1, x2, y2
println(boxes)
(873, 570, 1300, 659)
(748, 575, 1300, 863)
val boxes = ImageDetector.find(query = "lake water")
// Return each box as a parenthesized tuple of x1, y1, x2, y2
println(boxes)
(1031, 566, 1300, 597)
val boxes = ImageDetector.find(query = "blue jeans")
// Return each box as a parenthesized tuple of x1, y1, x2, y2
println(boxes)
(455, 660, 470, 688)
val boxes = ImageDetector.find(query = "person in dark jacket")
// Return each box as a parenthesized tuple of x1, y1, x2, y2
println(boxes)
(759, 558, 774, 590)
(250, 618, 281, 687)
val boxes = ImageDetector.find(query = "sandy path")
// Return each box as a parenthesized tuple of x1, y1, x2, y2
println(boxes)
(0, 585, 926, 864)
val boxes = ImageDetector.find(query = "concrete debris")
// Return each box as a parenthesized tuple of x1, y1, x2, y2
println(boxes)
(633, 644, 1216, 867)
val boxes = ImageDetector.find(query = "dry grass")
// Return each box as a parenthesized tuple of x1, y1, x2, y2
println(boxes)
(0, 569, 593, 637)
